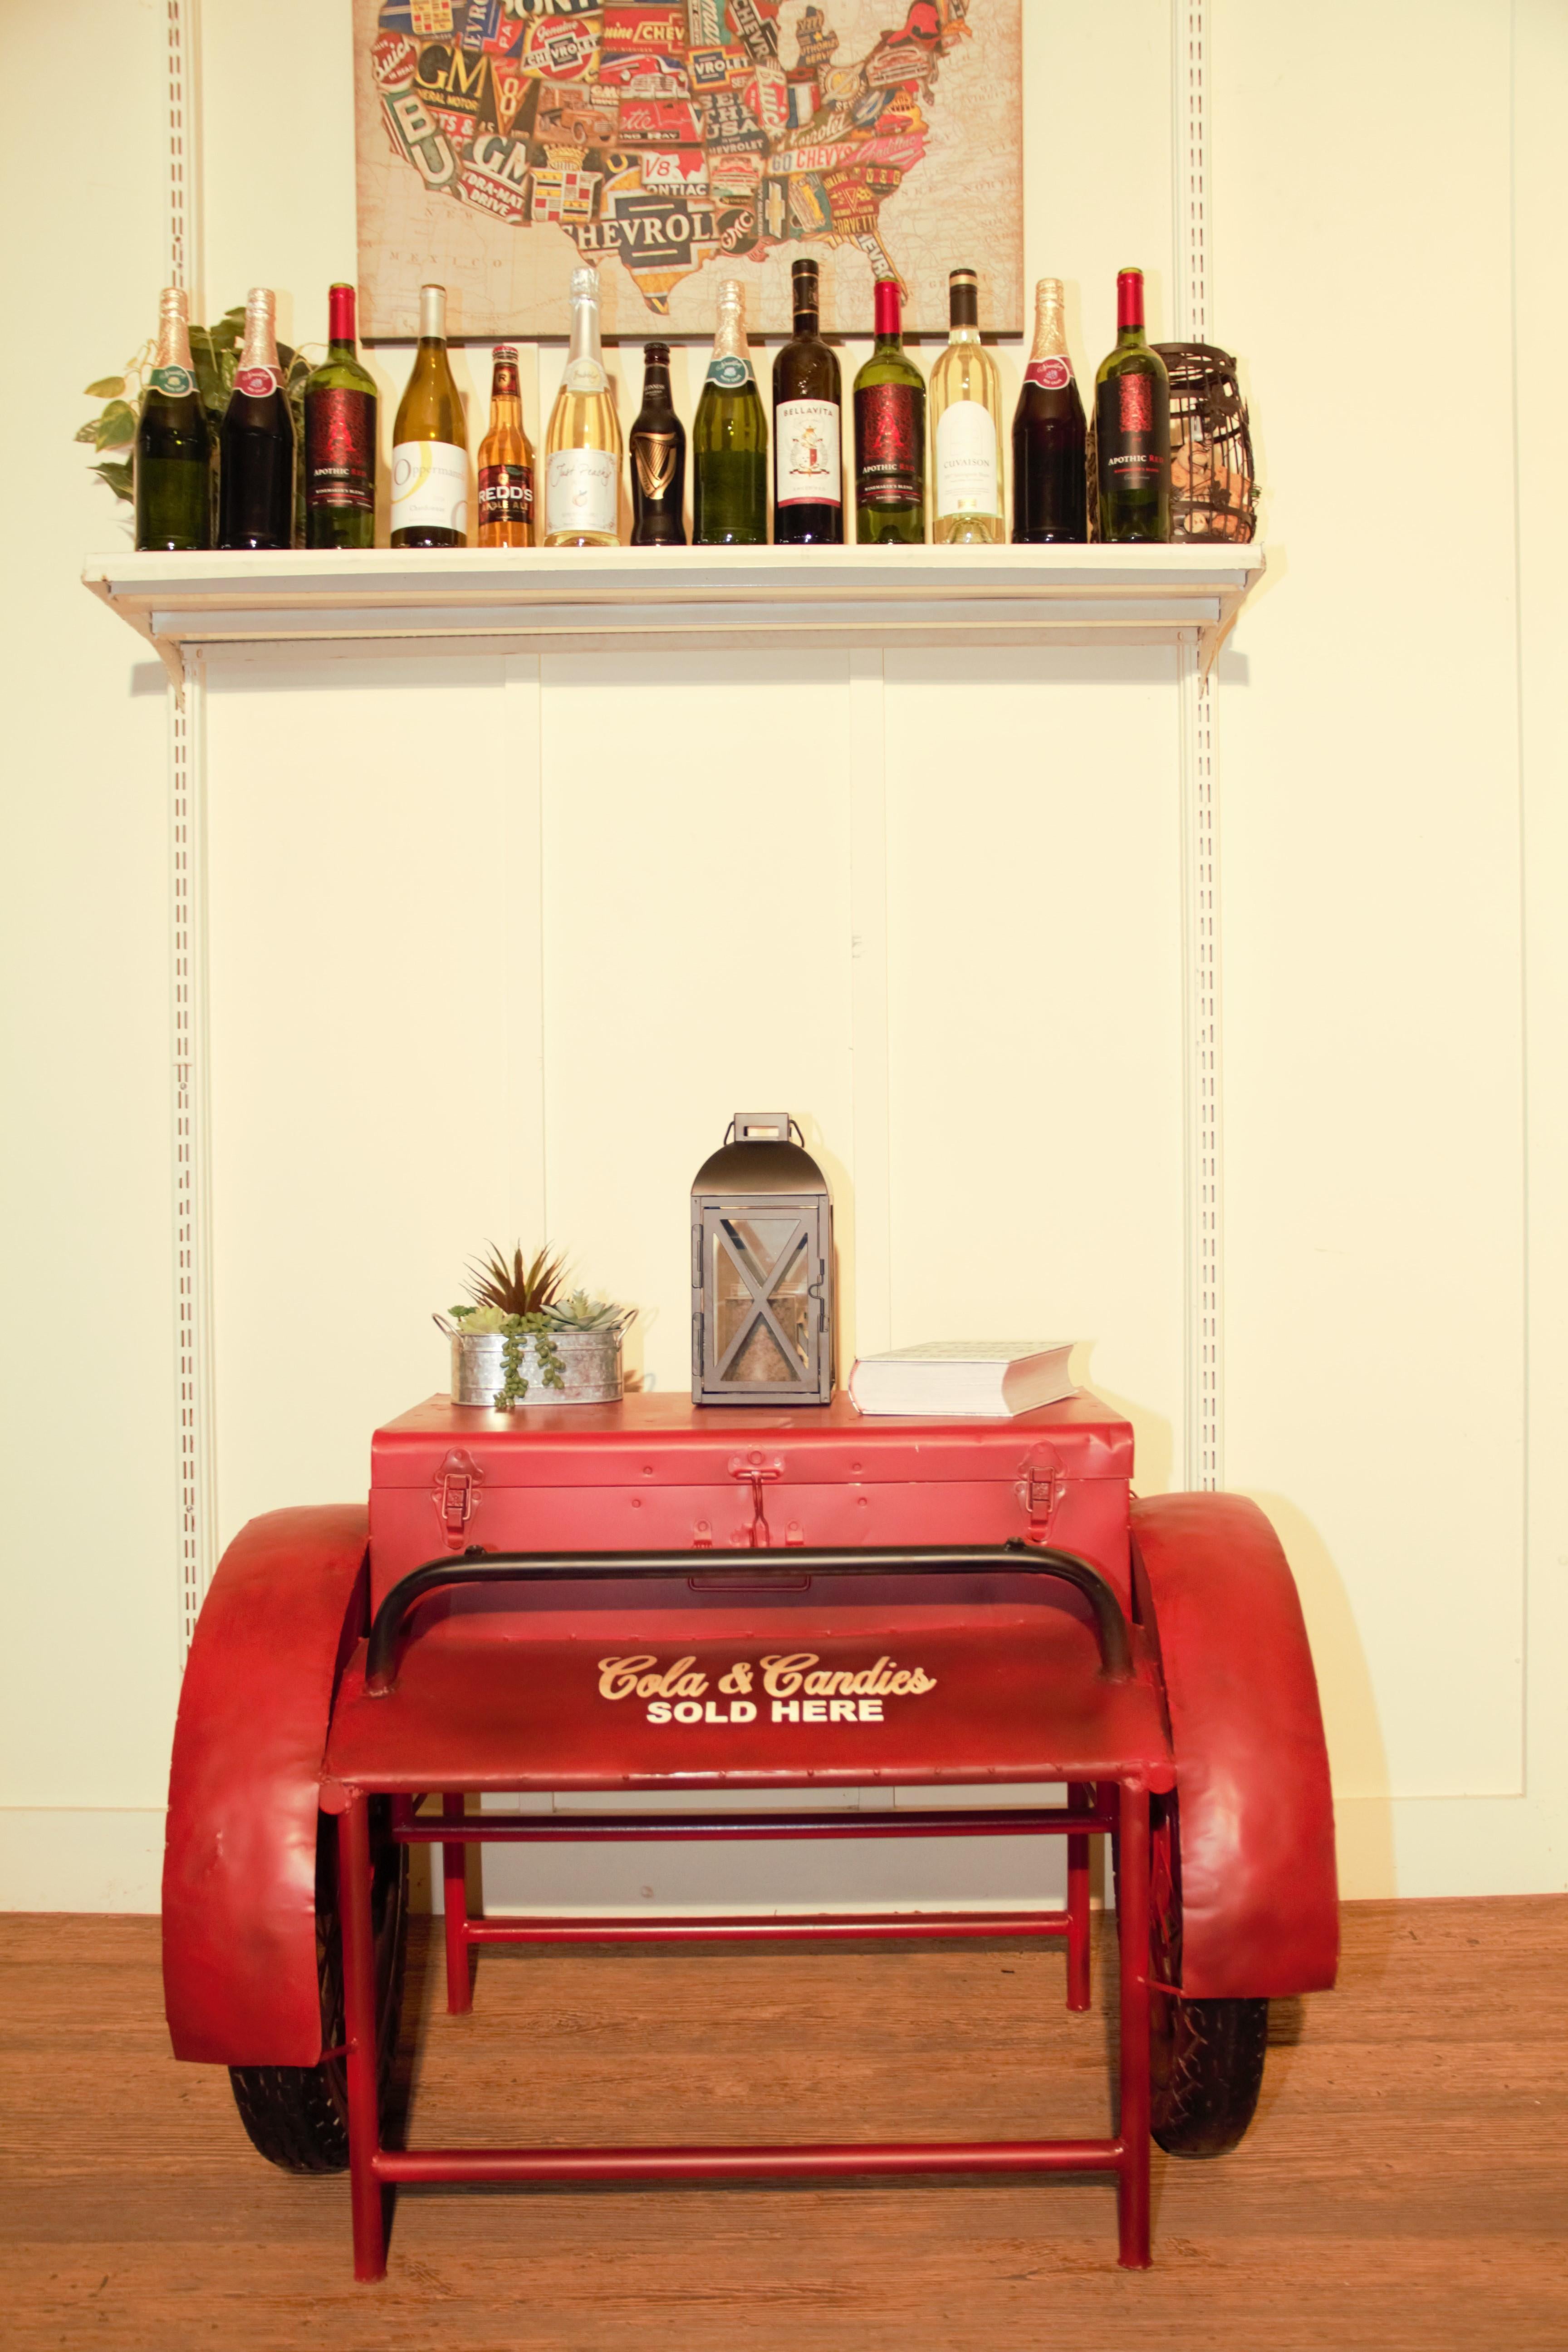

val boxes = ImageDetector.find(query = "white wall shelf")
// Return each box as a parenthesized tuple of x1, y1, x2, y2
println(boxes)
(83, 542, 1264, 686)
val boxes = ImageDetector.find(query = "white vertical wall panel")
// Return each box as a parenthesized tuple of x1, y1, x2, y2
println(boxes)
(538, 655, 856, 1394)
(882, 651, 1186, 1485)
(204, 650, 539, 1538)
(1212, 0, 1525, 1802)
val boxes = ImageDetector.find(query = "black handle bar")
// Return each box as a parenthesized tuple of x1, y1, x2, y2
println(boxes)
(364, 1543, 1133, 1697)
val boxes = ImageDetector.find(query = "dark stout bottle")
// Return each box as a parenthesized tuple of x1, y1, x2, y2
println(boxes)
(629, 341, 686, 545)
(853, 277, 925, 544)
(134, 286, 211, 551)
(772, 257, 842, 544)
(1094, 267, 1171, 544)
(304, 283, 377, 549)
(1012, 276, 1087, 544)
(218, 287, 296, 550)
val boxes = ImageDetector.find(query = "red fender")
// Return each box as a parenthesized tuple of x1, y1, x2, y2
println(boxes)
(162, 1506, 368, 2064)
(1131, 1493, 1338, 1999)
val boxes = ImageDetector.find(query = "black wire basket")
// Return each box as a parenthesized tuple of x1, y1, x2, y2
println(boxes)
(1151, 341, 1257, 543)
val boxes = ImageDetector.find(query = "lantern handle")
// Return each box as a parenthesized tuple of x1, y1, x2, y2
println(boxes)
(724, 1114, 807, 1148)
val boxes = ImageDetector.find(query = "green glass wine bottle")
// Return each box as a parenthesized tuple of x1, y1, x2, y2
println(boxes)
(304, 283, 377, 549)
(134, 286, 211, 552)
(853, 278, 926, 544)
(693, 280, 766, 547)
(1093, 268, 1171, 543)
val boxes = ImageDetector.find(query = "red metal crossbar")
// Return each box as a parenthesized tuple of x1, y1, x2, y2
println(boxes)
(335, 1780, 1149, 2280)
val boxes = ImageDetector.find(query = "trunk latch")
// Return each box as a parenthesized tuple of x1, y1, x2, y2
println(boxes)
(1018, 1450, 1065, 1537)
(432, 1449, 482, 1552)
(729, 1454, 783, 1548)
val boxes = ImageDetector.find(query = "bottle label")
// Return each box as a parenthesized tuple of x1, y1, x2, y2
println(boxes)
(235, 365, 284, 398)
(562, 357, 608, 395)
(1025, 357, 1072, 391)
(633, 429, 680, 503)
(479, 461, 534, 528)
(392, 437, 469, 535)
(1120, 375, 1152, 433)
(935, 399, 999, 518)
(306, 387, 375, 511)
(706, 353, 754, 389)
(150, 364, 195, 398)
(546, 446, 618, 536)
(855, 383, 922, 506)
(775, 397, 841, 507)
(1097, 375, 1167, 490)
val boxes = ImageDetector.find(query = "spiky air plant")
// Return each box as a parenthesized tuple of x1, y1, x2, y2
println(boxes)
(446, 1243, 568, 1406)
(466, 1243, 567, 1319)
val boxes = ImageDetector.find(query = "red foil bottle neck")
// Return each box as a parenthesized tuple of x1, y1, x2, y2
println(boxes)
(1117, 270, 1144, 332)
(328, 283, 357, 345)
(873, 278, 902, 339)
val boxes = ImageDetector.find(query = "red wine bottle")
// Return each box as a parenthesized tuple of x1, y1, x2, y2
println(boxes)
(1012, 277, 1086, 544)
(1093, 268, 1171, 544)
(772, 258, 842, 545)
(853, 278, 925, 544)
(218, 287, 296, 550)
(304, 283, 376, 549)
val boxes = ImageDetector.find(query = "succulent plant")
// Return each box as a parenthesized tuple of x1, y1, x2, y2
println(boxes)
(547, 1288, 632, 1333)
(465, 1243, 567, 1319)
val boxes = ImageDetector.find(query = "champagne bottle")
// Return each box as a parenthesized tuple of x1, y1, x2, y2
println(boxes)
(544, 266, 622, 549)
(1012, 277, 1087, 545)
(773, 258, 842, 545)
(135, 286, 211, 552)
(853, 277, 925, 544)
(693, 279, 767, 547)
(218, 287, 295, 552)
(1093, 268, 1171, 544)
(392, 283, 469, 549)
(929, 267, 1004, 545)
(477, 344, 535, 548)
(304, 282, 377, 550)
(629, 342, 686, 546)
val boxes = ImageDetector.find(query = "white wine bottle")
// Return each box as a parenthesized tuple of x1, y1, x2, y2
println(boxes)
(929, 267, 1004, 545)
(544, 265, 622, 548)
(391, 282, 468, 549)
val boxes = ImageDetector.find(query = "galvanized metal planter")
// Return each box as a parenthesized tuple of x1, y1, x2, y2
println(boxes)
(445, 1324, 627, 1409)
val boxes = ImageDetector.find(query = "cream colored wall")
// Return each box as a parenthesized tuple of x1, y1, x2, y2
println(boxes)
(1, 0, 1564, 1910)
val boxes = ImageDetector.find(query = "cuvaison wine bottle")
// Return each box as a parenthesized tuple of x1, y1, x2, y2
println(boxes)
(218, 287, 295, 551)
(773, 258, 842, 545)
(853, 277, 925, 544)
(929, 267, 1004, 545)
(544, 265, 622, 548)
(135, 285, 211, 551)
(629, 341, 686, 546)
(304, 282, 377, 550)
(1094, 267, 1171, 544)
(693, 279, 766, 547)
(1012, 276, 1086, 545)
(392, 283, 469, 549)
(477, 344, 535, 548)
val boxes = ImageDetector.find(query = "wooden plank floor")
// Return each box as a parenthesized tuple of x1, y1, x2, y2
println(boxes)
(3, 1897, 1566, 2351)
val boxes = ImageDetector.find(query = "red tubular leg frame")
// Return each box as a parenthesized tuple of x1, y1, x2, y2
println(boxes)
(372, 2140, 1124, 2185)
(1116, 1781, 1152, 2269)
(339, 1795, 387, 2284)
(1066, 1780, 1092, 2013)
(441, 1792, 471, 2015)
(463, 1911, 1072, 1944)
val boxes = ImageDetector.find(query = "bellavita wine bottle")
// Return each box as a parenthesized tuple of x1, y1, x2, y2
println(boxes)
(218, 287, 295, 551)
(773, 258, 842, 544)
(693, 279, 766, 547)
(135, 286, 211, 551)
(629, 342, 686, 546)
(1012, 276, 1087, 544)
(392, 283, 469, 549)
(544, 265, 622, 548)
(853, 277, 925, 544)
(1093, 268, 1171, 544)
(304, 283, 377, 550)
(929, 267, 1004, 545)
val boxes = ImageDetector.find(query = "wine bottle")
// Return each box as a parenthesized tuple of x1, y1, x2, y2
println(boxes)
(218, 287, 295, 551)
(1012, 277, 1087, 545)
(544, 265, 622, 549)
(304, 282, 377, 550)
(477, 344, 535, 549)
(853, 277, 925, 544)
(391, 283, 469, 549)
(134, 286, 211, 552)
(929, 267, 1004, 546)
(1093, 268, 1171, 544)
(773, 258, 842, 545)
(693, 279, 767, 547)
(629, 341, 686, 546)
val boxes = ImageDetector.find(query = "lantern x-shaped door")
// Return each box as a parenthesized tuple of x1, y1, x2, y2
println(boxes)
(691, 1114, 834, 1406)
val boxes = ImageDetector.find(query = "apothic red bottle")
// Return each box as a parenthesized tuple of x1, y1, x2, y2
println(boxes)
(1093, 267, 1170, 543)
(304, 284, 377, 549)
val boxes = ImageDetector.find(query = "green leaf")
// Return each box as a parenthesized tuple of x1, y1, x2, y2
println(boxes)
(83, 375, 126, 398)
(94, 402, 137, 449)
(91, 459, 134, 503)
(74, 419, 101, 444)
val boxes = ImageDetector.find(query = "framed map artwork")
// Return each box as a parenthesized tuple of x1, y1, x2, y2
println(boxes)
(354, 1, 1022, 339)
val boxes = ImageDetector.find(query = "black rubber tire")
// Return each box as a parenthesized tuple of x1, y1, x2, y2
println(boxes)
(1117, 1792, 1269, 2160)
(228, 1800, 407, 2175)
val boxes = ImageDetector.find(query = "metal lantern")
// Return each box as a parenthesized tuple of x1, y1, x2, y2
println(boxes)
(691, 1113, 834, 1406)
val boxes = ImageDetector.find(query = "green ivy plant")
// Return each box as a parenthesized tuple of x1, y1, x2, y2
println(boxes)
(77, 304, 317, 535)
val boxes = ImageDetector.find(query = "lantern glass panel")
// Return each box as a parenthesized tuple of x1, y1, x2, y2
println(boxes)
(711, 1214, 812, 1385)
